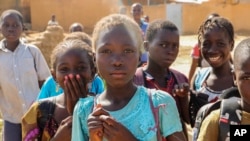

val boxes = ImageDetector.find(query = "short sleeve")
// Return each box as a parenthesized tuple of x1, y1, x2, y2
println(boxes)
(37, 76, 63, 100)
(191, 44, 200, 59)
(90, 75, 105, 95)
(197, 109, 220, 141)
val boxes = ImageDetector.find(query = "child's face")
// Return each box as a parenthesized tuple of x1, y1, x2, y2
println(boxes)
(147, 29, 179, 68)
(1, 13, 23, 42)
(131, 5, 143, 20)
(95, 26, 140, 87)
(200, 28, 233, 68)
(234, 56, 250, 106)
(54, 49, 93, 90)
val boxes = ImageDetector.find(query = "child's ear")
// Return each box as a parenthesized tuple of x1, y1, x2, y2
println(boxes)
(143, 41, 149, 51)
(232, 69, 237, 86)
(231, 41, 235, 51)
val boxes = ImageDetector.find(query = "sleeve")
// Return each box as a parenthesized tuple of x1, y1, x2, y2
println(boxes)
(28, 44, 51, 81)
(91, 75, 105, 94)
(21, 102, 40, 140)
(37, 77, 51, 100)
(191, 44, 200, 59)
(197, 110, 220, 141)
(72, 97, 94, 141)
(152, 90, 183, 137)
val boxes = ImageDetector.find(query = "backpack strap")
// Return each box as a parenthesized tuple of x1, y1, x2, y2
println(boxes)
(193, 100, 221, 140)
(26, 45, 37, 71)
(147, 89, 165, 141)
(219, 97, 242, 141)
(133, 67, 145, 86)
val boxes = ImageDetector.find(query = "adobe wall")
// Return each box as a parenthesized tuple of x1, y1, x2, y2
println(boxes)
(0, 0, 19, 14)
(3, 0, 250, 35)
(30, 0, 120, 34)
(181, 2, 250, 34)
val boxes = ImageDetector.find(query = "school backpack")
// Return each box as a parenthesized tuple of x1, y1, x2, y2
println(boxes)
(133, 67, 188, 86)
(193, 93, 242, 141)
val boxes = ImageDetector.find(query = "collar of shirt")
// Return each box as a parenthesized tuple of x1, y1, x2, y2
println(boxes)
(0, 39, 22, 52)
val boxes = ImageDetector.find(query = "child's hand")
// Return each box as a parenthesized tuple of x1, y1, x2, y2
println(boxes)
(88, 105, 109, 141)
(64, 74, 88, 115)
(173, 83, 190, 98)
(99, 115, 137, 141)
(51, 116, 72, 141)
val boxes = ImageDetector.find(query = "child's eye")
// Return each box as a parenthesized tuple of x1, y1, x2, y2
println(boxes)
(124, 49, 134, 54)
(58, 67, 69, 73)
(159, 43, 167, 48)
(217, 42, 226, 47)
(13, 24, 19, 28)
(242, 76, 250, 80)
(101, 49, 112, 54)
(2, 23, 20, 28)
(2, 24, 9, 28)
(77, 66, 87, 71)
(172, 44, 179, 49)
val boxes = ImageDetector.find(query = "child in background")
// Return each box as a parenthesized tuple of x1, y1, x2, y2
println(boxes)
(197, 38, 250, 141)
(37, 32, 104, 100)
(130, 2, 148, 66)
(22, 39, 96, 141)
(0, 9, 50, 141)
(72, 14, 187, 141)
(188, 13, 220, 83)
(48, 14, 59, 26)
(69, 22, 84, 33)
(189, 17, 235, 126)
(134, 19, 190, 138)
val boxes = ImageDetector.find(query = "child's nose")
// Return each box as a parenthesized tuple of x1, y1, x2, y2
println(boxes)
(208, 44, 218, 53)
(111, 54, 123, 67)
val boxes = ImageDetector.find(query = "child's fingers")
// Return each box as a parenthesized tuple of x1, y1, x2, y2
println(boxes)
(76, 74, 88, 97)
(91, 106, 109, 116)
(68, 74, 81, 99)
(99, 115, 116, 126)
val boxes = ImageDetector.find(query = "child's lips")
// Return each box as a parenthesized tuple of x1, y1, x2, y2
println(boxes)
(208, 55, 221, 62)
(110, 71, 126, 78)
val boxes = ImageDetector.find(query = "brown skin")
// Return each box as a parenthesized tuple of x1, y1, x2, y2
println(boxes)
(191, 28, 234, 92)
(144, 29, 190, 124)
(233, 54, 250, 113)
(50, 49, 94, 141)
(131, 3, 143, 25)
(89, 25, 187, 141)
(89, 25, 139, 141)
(1, 13, 46, 87)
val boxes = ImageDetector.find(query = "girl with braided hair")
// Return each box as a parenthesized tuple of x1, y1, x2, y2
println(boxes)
(189, 16, 236, 127)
